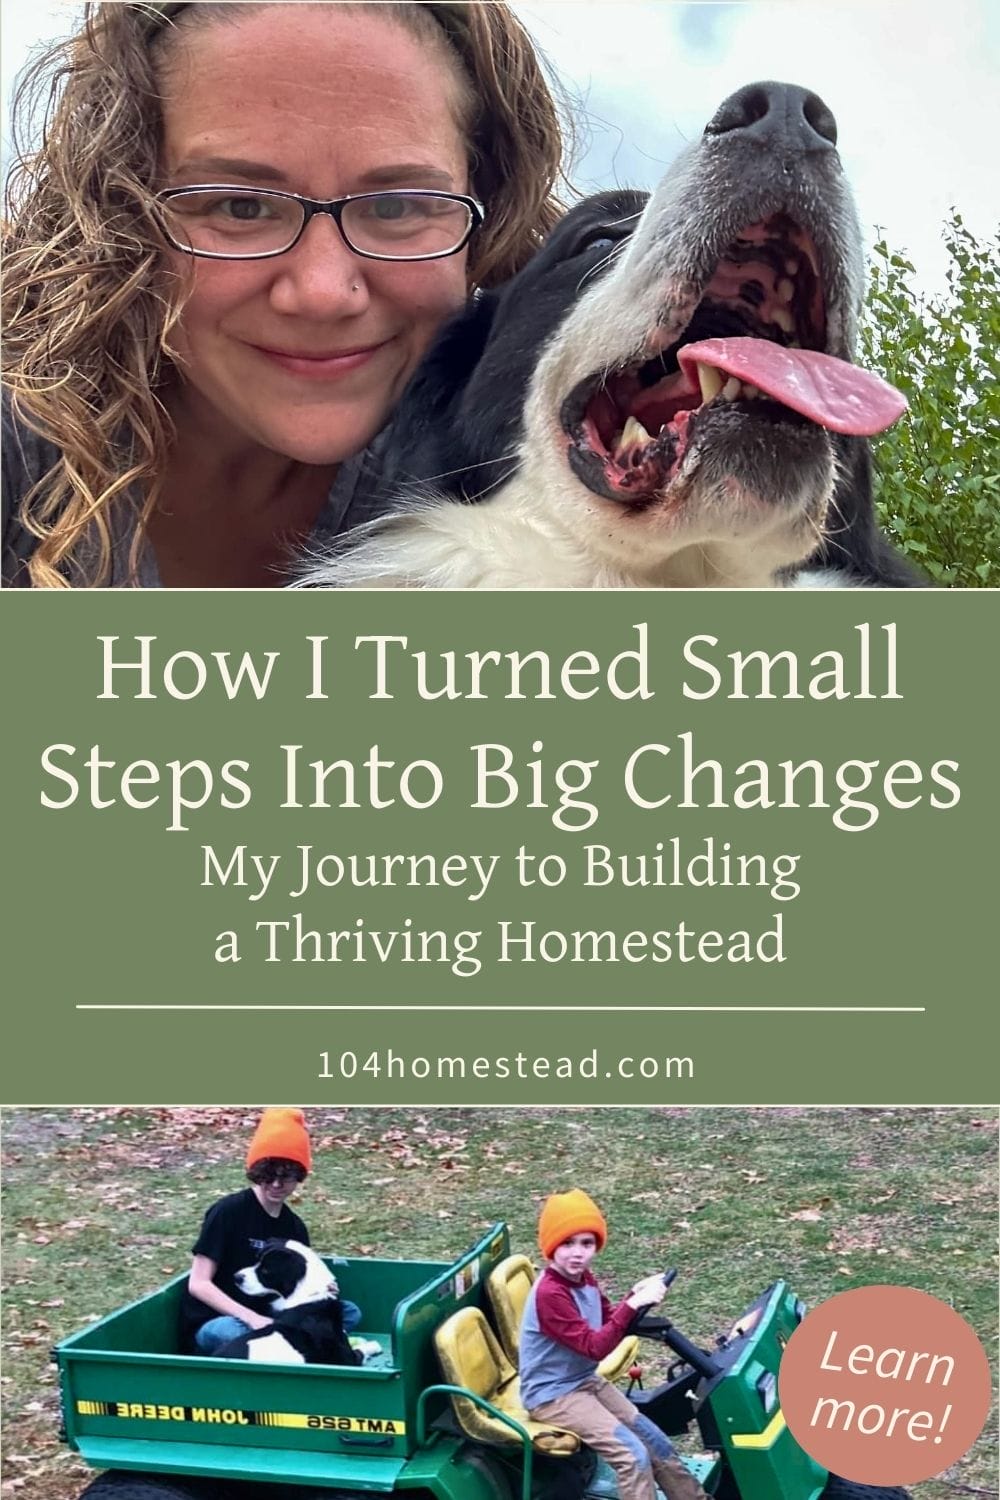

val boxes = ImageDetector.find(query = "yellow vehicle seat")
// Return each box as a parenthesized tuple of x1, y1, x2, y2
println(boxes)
(433, 1306, 579, 1454)
(486, 1253, 640, 1384)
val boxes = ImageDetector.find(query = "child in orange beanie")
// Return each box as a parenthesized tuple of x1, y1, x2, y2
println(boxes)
(519, 1189, 708, 1500)
(179, 1108, 360, 1353)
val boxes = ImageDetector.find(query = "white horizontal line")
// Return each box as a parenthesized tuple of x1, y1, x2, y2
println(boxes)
(75, 1004, 924, 1013)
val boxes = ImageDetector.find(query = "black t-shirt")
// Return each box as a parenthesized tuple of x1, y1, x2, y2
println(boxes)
(178, 1187, 310, 1350)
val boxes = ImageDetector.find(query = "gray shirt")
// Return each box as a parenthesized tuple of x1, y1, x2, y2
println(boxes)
(1, 391, 390, 586)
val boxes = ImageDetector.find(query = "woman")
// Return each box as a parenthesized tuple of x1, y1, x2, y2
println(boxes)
(2, 2, 566, 587)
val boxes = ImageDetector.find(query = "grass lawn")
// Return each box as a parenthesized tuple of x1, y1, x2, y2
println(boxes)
(2, 1106, 996, 1500)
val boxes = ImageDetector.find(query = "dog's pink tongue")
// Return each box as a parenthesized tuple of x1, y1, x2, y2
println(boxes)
(678, 337, 907, 436)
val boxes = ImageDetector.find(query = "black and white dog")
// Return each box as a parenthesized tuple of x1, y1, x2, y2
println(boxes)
(216, 1240, 378, 1366)
(304, 81, 923, 590)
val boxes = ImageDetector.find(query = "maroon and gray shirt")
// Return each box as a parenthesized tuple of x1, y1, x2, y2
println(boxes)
(519, 1265, 635, 1411)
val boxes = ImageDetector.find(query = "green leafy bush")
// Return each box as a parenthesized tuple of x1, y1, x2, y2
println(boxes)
(860, 213, 1000, 585)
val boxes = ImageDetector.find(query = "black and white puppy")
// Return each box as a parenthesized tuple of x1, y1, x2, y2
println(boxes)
(303, 81, 923, 590)
(216, 1240, 375, 1366)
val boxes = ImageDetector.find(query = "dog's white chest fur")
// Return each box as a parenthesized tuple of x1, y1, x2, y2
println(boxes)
(244, 1331, 307, 1365)
(308, 460, 823, 590)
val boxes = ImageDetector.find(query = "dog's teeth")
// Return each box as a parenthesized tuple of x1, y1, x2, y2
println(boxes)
(721, 376, 741, 401)
(618, 415, 652, 451)
(777, 278, 795, 303)
(771, 308, 795, 334)
(742, 383, 762, 399)
(785, 257, 798, 276)
(696, 362, 724, 403)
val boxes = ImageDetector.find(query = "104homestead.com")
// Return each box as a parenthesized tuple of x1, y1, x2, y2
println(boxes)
(318, 1049, 694, 1082)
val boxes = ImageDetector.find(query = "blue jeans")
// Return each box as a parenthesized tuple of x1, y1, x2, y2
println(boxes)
(194, 1315, 252, 1353)
(341, 1300, 363, 1332)
(194, 1300, 363, 1354)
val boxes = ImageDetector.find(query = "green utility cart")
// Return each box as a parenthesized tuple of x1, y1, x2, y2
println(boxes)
(54, 1223, 908, 1500)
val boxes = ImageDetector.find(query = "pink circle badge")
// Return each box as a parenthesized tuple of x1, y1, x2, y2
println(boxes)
(778, 1284, 991, 1486)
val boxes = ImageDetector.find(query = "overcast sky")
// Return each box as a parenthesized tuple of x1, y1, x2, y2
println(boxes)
(3, 0, 998, 295)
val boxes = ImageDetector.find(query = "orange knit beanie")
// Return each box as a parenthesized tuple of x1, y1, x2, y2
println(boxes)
(246, 1108, 312, 1173)
(538, 1189, 608, 1258)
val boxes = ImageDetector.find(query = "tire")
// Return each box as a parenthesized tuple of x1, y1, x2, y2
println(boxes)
(78, 1477, 208, 1500)
(267, 1491, 363, 1500)
(457, 1447, 517, 1500)
(822, 1476, 911, 1500)
(78, 1480, 361, 1500)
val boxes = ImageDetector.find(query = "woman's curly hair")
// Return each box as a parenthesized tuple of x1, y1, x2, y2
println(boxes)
(2, 2, 570, 587)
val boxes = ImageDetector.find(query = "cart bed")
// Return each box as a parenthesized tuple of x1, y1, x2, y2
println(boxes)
(56, 1224, 510, 1488)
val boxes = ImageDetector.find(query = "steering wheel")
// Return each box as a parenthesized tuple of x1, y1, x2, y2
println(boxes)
(626, 1267, 678, 1333)
(630, 1272, 724, 1382)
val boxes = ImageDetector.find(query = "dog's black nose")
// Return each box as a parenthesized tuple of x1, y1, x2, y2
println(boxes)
(704, 81, 838, 153)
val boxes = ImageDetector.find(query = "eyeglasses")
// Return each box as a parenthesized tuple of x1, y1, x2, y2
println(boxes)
(156, 186, 485, 262)
(261, 1166, 304, 1185)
